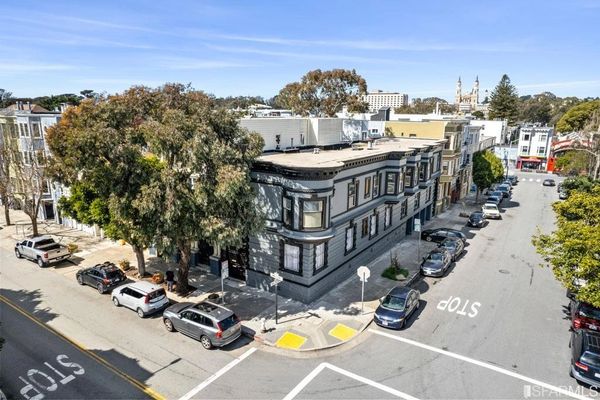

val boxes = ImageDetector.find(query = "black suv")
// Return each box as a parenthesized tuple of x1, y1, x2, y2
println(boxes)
(76, 262, 126, 294)
(570, 329, 600, 387)
(421, 228, 466, 244)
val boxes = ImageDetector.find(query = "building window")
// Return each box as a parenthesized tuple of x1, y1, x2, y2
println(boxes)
(539, 134, 547, 141)
(348, 180, 358, 209)
(370, 211, 378, 238)
(283, 243, 301, 273)
(361, 217, 369, 238)
(537, 146, 546, 155)
(345, 223, 356, 253)
(401, 199, 408, 218)
(302, 200, 324, 230)
(414, 192, 421, 211)
(521, 146, 529, 153)
(523, 134, 530, 141)
(405, 167, 414, 188)
(384, 206, 392, 229)
(385, 172, 397, 195)
(426, 186, 432, 202)
(283, 196, 293, 228)
(314, 242, 327, 271)
(398, 168, 405, 192)
(419, 162, 429, 182)
(372, 173, 381, 197)
(364, 176, 371, 199)
(32, 123, 41, 138)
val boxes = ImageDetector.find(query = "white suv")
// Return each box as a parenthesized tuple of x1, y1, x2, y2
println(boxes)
(111, 281, 169, 318)
(482, 203, 501, 220)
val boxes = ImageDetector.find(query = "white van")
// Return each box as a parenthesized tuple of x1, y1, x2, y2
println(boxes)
(482, 203, 501, 220)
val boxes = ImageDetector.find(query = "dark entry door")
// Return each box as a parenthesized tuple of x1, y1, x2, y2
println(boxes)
(225, 244, 249, 281)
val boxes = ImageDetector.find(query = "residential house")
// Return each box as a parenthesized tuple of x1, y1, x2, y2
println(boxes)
(247, 138, 444, 303)
(516, 125, 554, 171)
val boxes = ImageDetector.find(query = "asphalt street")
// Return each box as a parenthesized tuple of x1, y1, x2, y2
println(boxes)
(1, 172, 596, 399)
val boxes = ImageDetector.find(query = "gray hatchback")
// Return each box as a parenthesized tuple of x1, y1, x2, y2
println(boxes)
(163, 301, 242, 349)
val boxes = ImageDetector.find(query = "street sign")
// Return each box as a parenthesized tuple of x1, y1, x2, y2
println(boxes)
(221, 261, 229, 279)
(270, 272, 283, 281)
(357, 266, 370, 282)
(269, 280, 281, 287)
(414, 219, 421, 232)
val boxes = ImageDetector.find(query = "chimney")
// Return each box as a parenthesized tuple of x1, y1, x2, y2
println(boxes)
(16, 100, 21, 110)
(367, 140, 374, 150)
(25, 101, 31, 111)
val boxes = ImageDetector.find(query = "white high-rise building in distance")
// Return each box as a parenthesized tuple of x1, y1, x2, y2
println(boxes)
(363, 90, 409, 112)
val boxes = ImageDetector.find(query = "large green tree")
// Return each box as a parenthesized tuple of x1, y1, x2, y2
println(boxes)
(556, 100, 600, 133)
(46, 94, 164, 277)
(0, 88, 13, 108)
(394, 97, 454, 114)
(554, 151, 593, 176)
(533, 183, 600, 308)
(277, 69, 368, 117)
(488, 74, 519, 125)
(472, 150, 505, 201)
(136, 84, 265, 293)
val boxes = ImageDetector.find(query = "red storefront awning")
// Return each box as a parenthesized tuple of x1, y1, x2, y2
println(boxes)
(519, 157, 542, 162)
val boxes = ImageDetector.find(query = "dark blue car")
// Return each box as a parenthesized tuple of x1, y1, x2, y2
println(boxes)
(374, 286, 420, 330)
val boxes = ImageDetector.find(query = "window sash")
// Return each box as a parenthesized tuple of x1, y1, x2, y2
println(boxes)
(315, 243, 325, 270)
(364, 177, 371, 198)
(345, 226, 354, 251)
(386, 173, 397, 194)
(372, 174, 380, 197)
(283, 197, 293, 226)
(303, 200, 324, 229)
(370, 214, 377, 236)
(284, 243, 300, 272)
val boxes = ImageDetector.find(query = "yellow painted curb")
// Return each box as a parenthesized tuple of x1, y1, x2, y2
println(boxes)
(275, 332, 307, 349)
(328, 323, 357, 341)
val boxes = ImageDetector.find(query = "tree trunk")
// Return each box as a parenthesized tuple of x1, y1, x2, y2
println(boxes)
(475, 188, 480, 203)
(2, 194, 10, 225)
(30, 215, 39, 237)
(133, 245, 146, 278)
(176, 240, 191, 295)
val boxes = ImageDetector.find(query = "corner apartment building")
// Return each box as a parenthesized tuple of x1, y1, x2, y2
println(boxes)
(516, 125, 553, 171)
(248, 138, 443, 303)
(363, 91, 409, 112)
(383, 120, 466, 214)
(0, 102, 62, 221)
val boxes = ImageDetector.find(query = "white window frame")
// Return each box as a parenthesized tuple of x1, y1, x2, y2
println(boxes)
(283, 243, 300, 273)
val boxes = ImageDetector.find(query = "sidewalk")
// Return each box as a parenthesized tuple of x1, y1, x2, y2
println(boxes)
(0, 193, 482, 353)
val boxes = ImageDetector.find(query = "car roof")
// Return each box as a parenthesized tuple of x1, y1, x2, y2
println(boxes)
(470, 211, 483, 215)
(124, 280, 162, 293)
(583, 331, 600, 352)
(29, 236, 53, 242)
(441, 237, 460, 243)
(191, 301, 234, 320)
(388, 286, 412, 297)
(483, 203, 497, 207)
(94, 262, 119, 271)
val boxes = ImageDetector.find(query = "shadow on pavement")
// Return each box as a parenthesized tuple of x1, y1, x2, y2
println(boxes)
(404, 299, 428, 329)
(0, 288, 58, 323)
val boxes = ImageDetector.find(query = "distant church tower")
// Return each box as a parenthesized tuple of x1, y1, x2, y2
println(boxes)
(470, 76, 480, 108)
(455, 76, 462, 105)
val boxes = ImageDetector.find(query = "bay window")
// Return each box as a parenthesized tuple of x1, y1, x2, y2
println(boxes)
(385, 172, 397, 195)
(283, 242, 301, 273)
(302, 200, 324, 229)
(283, 196, 293, 228)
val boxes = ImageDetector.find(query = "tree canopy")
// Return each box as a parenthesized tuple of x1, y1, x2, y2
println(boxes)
(472, 150, 505, 200)
(276, 69, 368, 117)
(556, 100, 600, 133)
(394, 97, 454, 114)
(533, 181, 600, 308)
(488, 74, 519, 125)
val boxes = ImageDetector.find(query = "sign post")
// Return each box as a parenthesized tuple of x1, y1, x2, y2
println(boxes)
(356, 266, 370, 314)
(270, 272, 283, 324)
(414, 219, 422, 262)
(220, 260, 229, 304)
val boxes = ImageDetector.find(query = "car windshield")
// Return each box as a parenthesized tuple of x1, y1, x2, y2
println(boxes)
(471, 212, 483, 218)
(580, 304, 600, 320)
(581, 351, 600, 367)
(381, 295, 406, 311)
(442, 240, 456, 248)
(428, 252, 444, 261)
(148, 289, 166, 300)
(218, 314, 239, 331)
(483, 205, 496, 210)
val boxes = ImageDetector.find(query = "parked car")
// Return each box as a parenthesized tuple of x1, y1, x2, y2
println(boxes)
(507, 175, 518, 185)
(557, 182, 563, 192)
(490, 191, 505, 203)
(559, 191, 569, 200)
(570, 300, 600, 332)
(420, 248, 452, 277)
(486, 195, 501, 206)
(373, 286, 420, 330)
(543, 178, 556, 187)
(467, 211, 486, 228)
(501, 180, 513, 188)
(482, 203, 501, 220)
(438, 237, 465, 261)
(570, 329, 600, 387)
(496, 184, 512, 198)
(163, 301, 242, 349)
(111, 281, 169, 318)
(15, 236, 71, 267)
(76, 262, 126, 294)
(421, 228, 466, 243)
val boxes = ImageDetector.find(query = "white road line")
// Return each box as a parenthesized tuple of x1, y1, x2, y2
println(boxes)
(529, 178, 534, 181)
(283, 362, 419, 400)
(370, 329, 591, 400)
(536, 179, 541, 182)
(178, 347, 257, 400)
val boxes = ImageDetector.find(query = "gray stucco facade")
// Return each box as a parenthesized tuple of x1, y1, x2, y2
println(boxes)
(247, 138, 444, 303)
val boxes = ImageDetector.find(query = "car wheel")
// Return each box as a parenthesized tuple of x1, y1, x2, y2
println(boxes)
(77, 275, 84, 285)
(136, 308, 145, 318)
(97, 283, 105, 294)
(112, 297, 120, 307)
(15, 249, 21, 258)
(200, 335, 213, 350)
(37, 257, 45, 268)
(399, 319, 406, 330)
(164, 318, 175, 332)
(425, 236, 432, 242)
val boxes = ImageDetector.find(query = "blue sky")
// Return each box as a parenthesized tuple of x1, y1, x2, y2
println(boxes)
(1, 0, 599, 101)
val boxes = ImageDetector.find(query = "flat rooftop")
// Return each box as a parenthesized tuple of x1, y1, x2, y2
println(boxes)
(257, 138, 444, 169)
